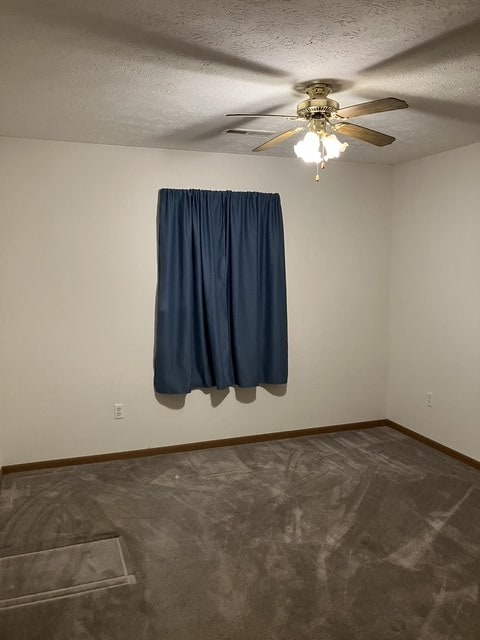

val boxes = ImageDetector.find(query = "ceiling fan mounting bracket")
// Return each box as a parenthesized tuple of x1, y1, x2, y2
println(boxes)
(305, 83, 333, 98)
(294, 81, 335, 97)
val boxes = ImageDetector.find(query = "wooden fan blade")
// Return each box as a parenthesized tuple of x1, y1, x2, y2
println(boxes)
(335, 123, 395, 146)
(252, 127, 306, 152)
(226, 113, 300, 119)
(336, 98, 408, 119)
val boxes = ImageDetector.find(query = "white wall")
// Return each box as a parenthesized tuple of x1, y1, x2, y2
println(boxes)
(0, 137, 392, 465)
(388, 143, 480, 459)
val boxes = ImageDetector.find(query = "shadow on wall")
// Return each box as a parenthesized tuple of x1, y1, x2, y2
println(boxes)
(155, 384, 287, 410)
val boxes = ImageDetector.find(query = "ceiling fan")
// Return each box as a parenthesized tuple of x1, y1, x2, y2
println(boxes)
(226, 82, 408, 179)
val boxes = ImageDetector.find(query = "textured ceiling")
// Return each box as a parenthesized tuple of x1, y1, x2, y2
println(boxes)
(1, 0, 479, 164)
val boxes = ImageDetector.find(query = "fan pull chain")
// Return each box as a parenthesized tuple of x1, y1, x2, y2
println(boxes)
(315, 160, 327, 182)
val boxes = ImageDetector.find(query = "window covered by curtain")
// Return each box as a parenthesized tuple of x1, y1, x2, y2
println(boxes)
(154, 188, 288, 394)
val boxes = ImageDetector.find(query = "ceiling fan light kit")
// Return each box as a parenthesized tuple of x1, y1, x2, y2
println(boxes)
(226, 82, 408, 182)
(294, 116, 349, 181)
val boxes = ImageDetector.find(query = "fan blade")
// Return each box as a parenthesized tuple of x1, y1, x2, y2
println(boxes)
(392, 94, 480, 125)
(335, 123, 395, 146)
(252, 127, 305, 152)
(336, 98, 408, 119)
(226, 113, 300, 119)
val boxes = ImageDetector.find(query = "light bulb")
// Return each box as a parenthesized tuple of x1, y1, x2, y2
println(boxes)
(294, 131, 322, 163)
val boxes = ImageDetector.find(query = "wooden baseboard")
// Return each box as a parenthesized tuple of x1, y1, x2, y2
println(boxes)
(4, 419, 478, 475)
(1, 419, 387, 474)
(386, 419, 480, 471)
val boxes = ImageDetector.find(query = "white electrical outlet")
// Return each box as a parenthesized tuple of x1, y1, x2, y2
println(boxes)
(114, 403, 125, 419)
(426, 393, 433, 408)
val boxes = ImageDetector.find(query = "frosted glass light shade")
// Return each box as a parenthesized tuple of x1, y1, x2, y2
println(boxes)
(294, 131, 322, 163)
(322, 133, 348, 159)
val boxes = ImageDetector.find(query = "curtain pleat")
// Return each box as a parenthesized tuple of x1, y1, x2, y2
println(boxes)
(154, 188, 287, 394)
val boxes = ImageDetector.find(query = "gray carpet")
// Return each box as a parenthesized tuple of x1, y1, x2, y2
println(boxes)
(1, 427, 480, 639)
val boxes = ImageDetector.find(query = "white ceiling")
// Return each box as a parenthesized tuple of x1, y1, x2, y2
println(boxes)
(1, 0, 479, 164)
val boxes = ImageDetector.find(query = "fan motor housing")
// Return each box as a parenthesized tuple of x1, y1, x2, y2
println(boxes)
(297, 98, 339, 118)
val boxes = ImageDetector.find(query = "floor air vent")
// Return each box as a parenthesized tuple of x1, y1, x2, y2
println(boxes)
(0, 537, 135, 609)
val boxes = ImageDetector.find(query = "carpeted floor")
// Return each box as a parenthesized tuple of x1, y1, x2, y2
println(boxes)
(1, 427, 479, 639)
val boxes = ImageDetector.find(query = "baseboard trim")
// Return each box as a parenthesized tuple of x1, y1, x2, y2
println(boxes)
(5, 419, 478, 475)
(386, 419, 480, 471)
(2, 419, 386, 474)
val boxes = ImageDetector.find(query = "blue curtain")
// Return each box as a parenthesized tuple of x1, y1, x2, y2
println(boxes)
(154, 188, 288, 394)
